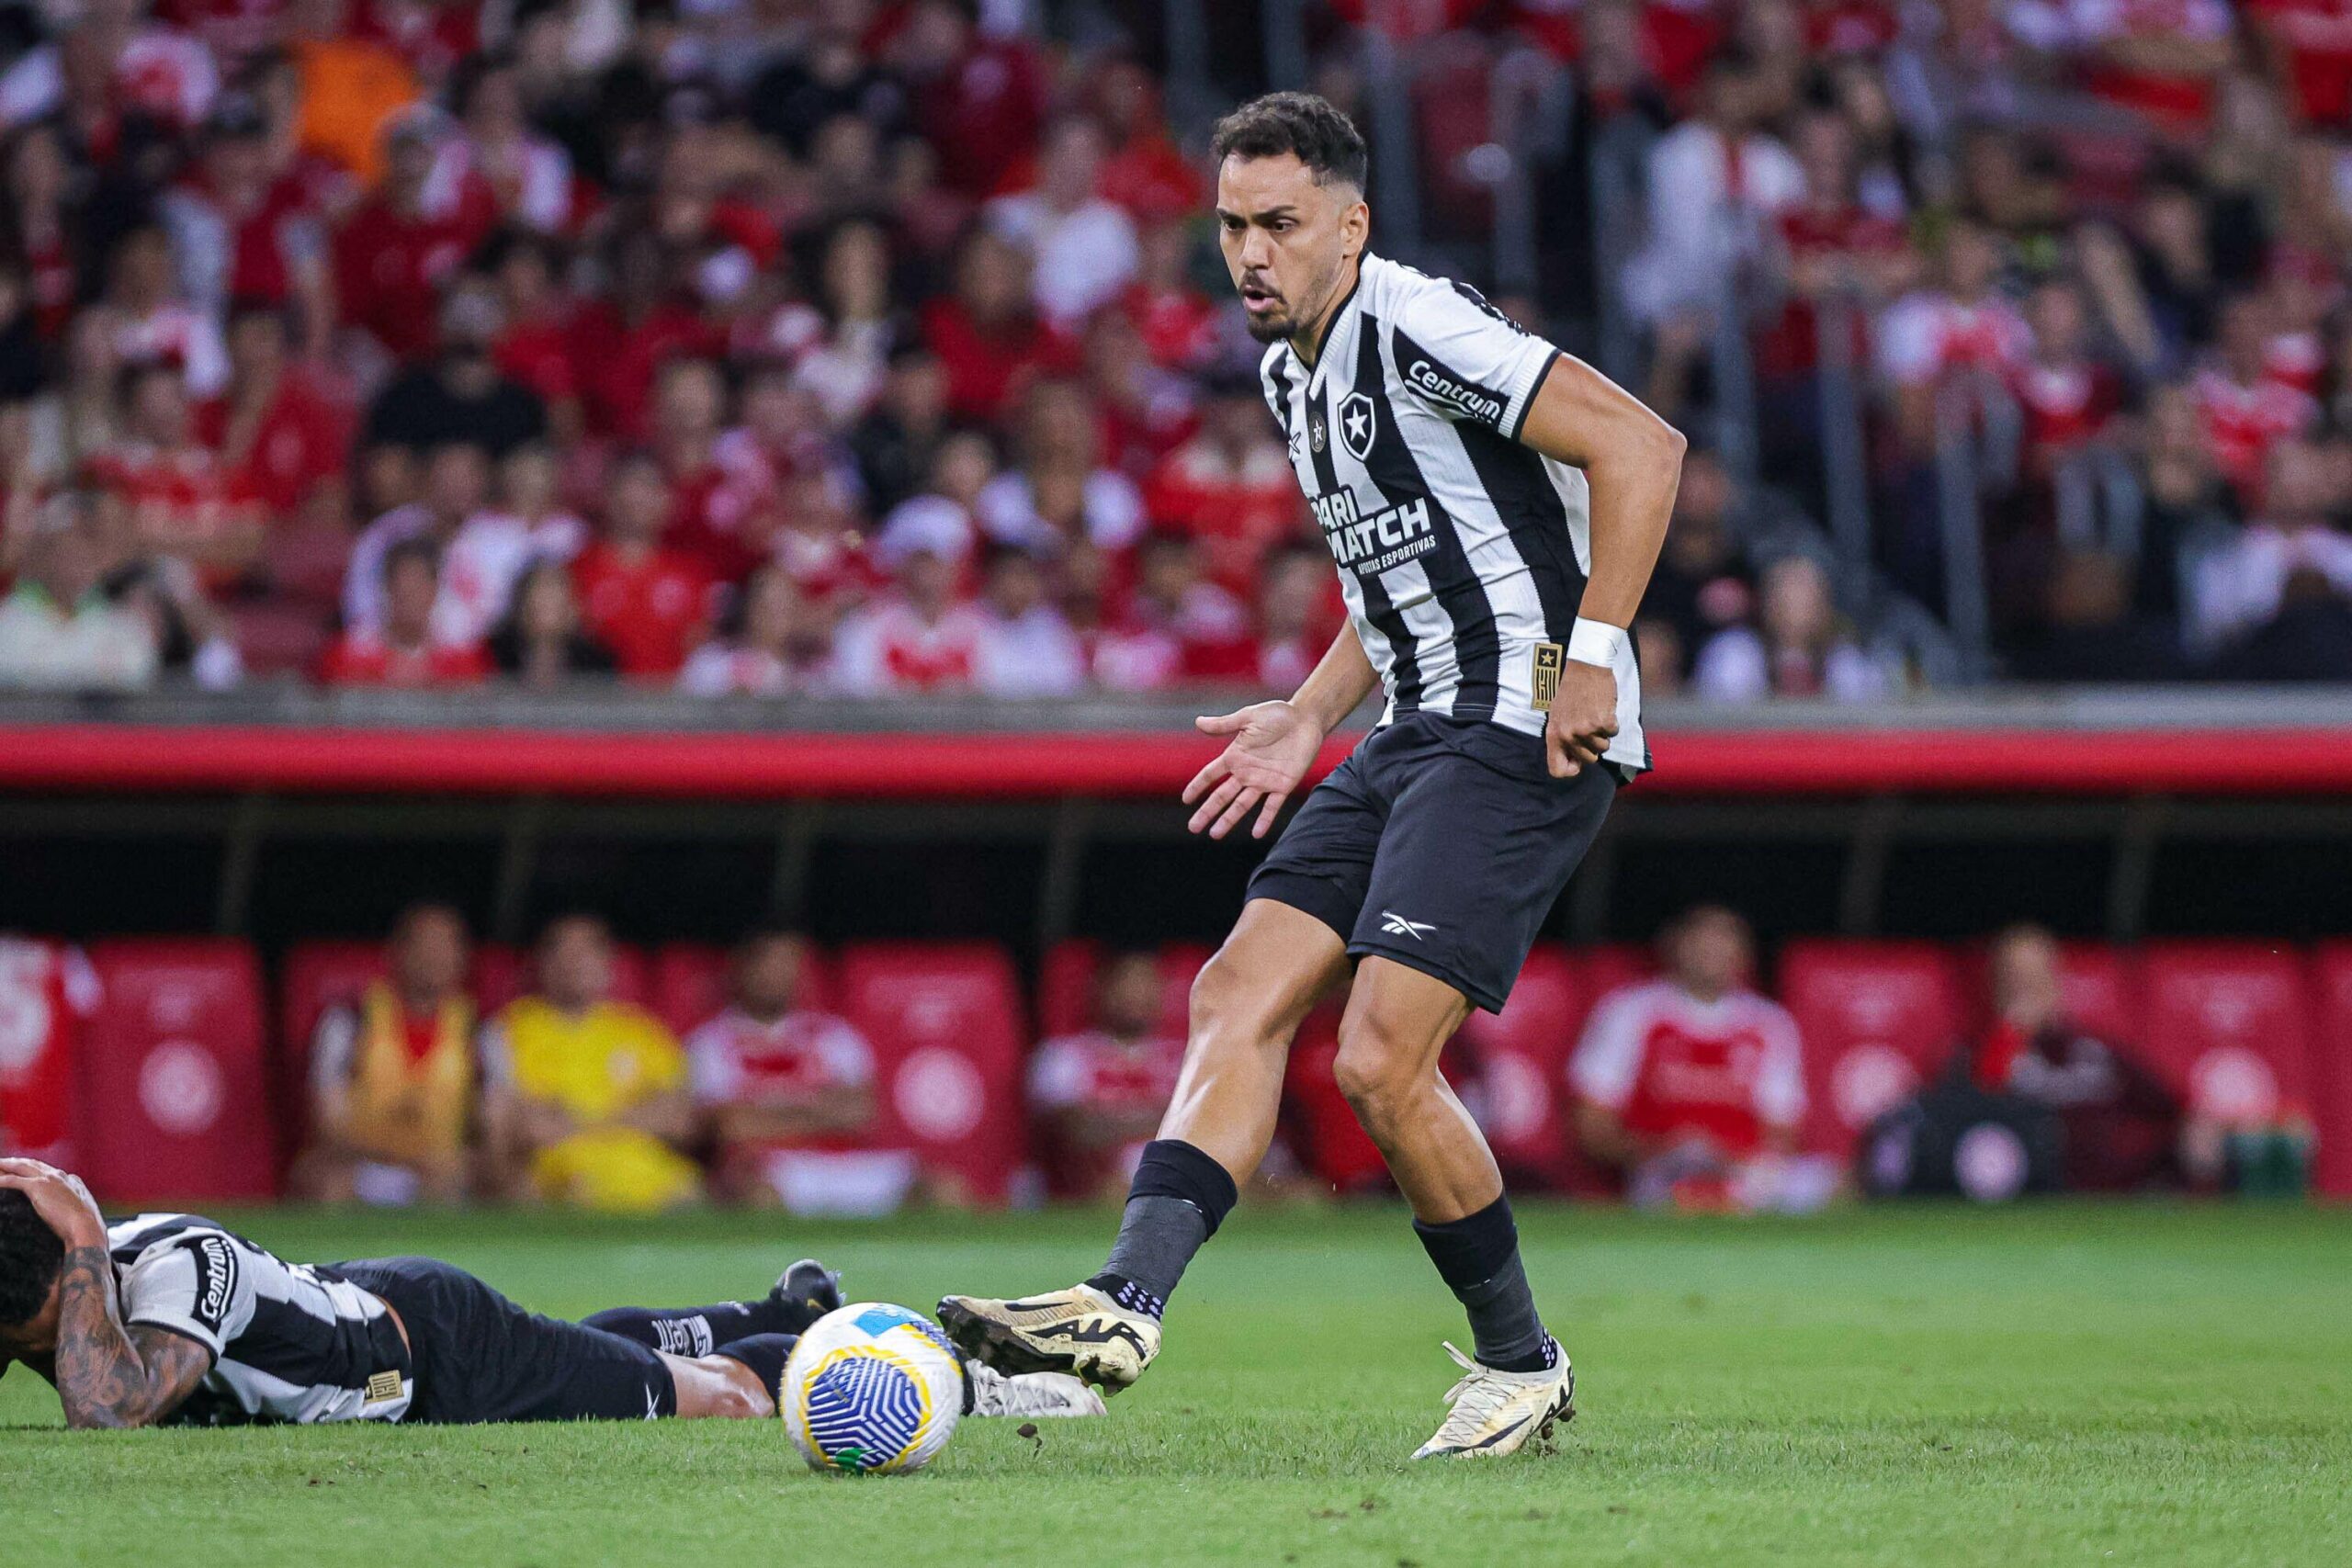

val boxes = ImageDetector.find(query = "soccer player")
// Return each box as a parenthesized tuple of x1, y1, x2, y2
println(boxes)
(940, 92, 1684, 1460)
(0, 1160, 1099, 1428)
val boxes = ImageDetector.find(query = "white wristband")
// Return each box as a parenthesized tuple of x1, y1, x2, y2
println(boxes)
(1566, 617, 1630, 669)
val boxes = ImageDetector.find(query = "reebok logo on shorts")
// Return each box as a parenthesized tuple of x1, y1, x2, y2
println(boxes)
(1380, 911, 1437, 941)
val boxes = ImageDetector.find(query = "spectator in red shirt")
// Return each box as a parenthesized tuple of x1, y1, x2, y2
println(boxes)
(196, 299, 350, 520)
(1028, 950, 1184, 1201)
(1569, 906, 1823, 1210)
(685, 931, 899, 1213)
(483, 229, 580, 435)
(565, 227, 715, 441)
(1096, 530, 1253, 688)
(830, 535, 983, 694)
(649, 355, 754, 580)
(160, 93, 334, 353)
(101, 223, 232, 399)
(1, 121, 86, 343)
(2191, 291, 2321, 505)
(1146, 371, 1308, 595)
(1121, 218, 1221, 372)
(318, 536, 492, 686)
(570, 450, 715, 680)
(86, 357, 267, 581)
(889, 0, 1047, 197)
(920, 228, 1074, 423)
(333, 115, 478, 363)
(1090, 59, 1205, 222)
(2010, 276, 2122, 479)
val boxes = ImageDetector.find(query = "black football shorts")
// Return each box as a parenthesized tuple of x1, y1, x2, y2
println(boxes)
(335, 1257, 677, 1424)
(1245, 712, 1619, 1013)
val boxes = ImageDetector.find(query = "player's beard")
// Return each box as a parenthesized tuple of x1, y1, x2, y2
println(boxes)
(1242, 299, 1292, 344)
(1240, 254, 1344, 346)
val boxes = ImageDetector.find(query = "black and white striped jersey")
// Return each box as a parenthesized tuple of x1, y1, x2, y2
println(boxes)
(107, 1213, 413, 1426)
(1261, 254, 1649, 773)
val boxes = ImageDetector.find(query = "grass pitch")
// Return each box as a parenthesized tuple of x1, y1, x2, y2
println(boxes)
(3, 1201, 2347, 1566)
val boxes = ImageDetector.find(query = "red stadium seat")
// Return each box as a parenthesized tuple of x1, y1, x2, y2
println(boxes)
(1775, 940, 1964, 1156)
(1283, 1002, 1386, 1196)
(1577, 943, 1655, 1017)
(1037, 940, 1212, 1039)
(2137, 943, 2315, 1128)
(1458, 943, 1589, 1186)
(79, 940, 277, 1201)
(836, 942, 1029, 1205)
(2310, 943, 2352, 1199)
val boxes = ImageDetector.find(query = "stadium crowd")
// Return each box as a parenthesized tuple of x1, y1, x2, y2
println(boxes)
(0, 0, 2344, 697)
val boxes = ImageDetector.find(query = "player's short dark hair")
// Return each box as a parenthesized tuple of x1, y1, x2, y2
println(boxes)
(0, 1189, 66, 1327)
(1211, 92, 1367, 190)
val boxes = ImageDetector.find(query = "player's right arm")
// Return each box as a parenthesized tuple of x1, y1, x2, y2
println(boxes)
(0, 1159, 211, 1428)
(1183, 627, 1374, 840)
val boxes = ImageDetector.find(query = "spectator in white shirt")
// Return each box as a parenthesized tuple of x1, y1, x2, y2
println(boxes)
(678, 563, 810, 697)
(984, 116, 1139, 330)
(1693, 554, 1891, 702)
(2188, 437, 2352, 655)
(0, 517, 159, 690)
(974, 542, 1085, 696)
(434, 444, 585, 648)
(1623, 50, 1805, 331)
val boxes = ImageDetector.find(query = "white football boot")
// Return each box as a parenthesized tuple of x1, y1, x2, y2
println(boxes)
(1409, 1341, 1576, 1460)
(936, 1284, 1161, 1393)
(964, 1362, 1108, 1419)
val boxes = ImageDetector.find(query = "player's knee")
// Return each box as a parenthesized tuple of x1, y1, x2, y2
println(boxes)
(1331, 1017, 1427, 1124)
(1188, 953, 1283, 1055)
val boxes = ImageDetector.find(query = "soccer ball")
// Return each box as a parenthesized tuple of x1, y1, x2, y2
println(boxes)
(781, 1302, 966, 1474)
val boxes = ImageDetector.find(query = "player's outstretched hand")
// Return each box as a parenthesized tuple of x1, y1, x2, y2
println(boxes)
(1545, 660, 1619, 779)
(1184, 700, 1321, 840)
(0, 1156, 107, 1249)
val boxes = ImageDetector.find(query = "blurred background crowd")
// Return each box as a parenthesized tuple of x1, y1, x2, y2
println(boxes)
(2, 0, 2350, 701)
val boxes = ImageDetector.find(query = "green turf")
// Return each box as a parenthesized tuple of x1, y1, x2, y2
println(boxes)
(3, 1202, 2348, 1566)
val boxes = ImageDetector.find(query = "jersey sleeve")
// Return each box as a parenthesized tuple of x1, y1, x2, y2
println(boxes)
(1567, 987, 1649, 1111)
(1028, 1036, 1091, 1110)
(1753, 1002, 1807, 1132)
(309, 1003, 360, 1097)
(1386, 276, 1559, 443)
(816, 1019, 876, 1089)
(118, 1230, 255, 1360)
(684, 1022, 741, 1105)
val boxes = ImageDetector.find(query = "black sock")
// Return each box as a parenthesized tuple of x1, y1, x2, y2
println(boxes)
(1085, 1139, 1238, 1318)
(711, 1333, 797, 1402)
(581, 1297, 797, 1358)
(1412, 1194, 1555, 1374)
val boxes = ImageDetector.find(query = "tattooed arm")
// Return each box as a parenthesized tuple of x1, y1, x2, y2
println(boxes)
(48, 1247, 211, 1429)
(0, 1158, 211, 1429)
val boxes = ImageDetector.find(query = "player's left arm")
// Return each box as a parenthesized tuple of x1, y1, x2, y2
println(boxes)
(0, 1159, 210, 1429)
(1516, 355, 1687, 778)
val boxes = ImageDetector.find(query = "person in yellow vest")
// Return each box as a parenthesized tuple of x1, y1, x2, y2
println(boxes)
(482, 915, 705, 1213)
(293, 903, 481, 1205)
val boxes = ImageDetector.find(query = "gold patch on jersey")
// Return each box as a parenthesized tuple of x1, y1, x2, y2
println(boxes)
(366, 1371, 403, 1404)
(1531, 643, 1565, 707)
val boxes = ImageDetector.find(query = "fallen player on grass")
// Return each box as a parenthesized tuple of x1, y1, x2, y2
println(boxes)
(0, 1158, 1100, 1429)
